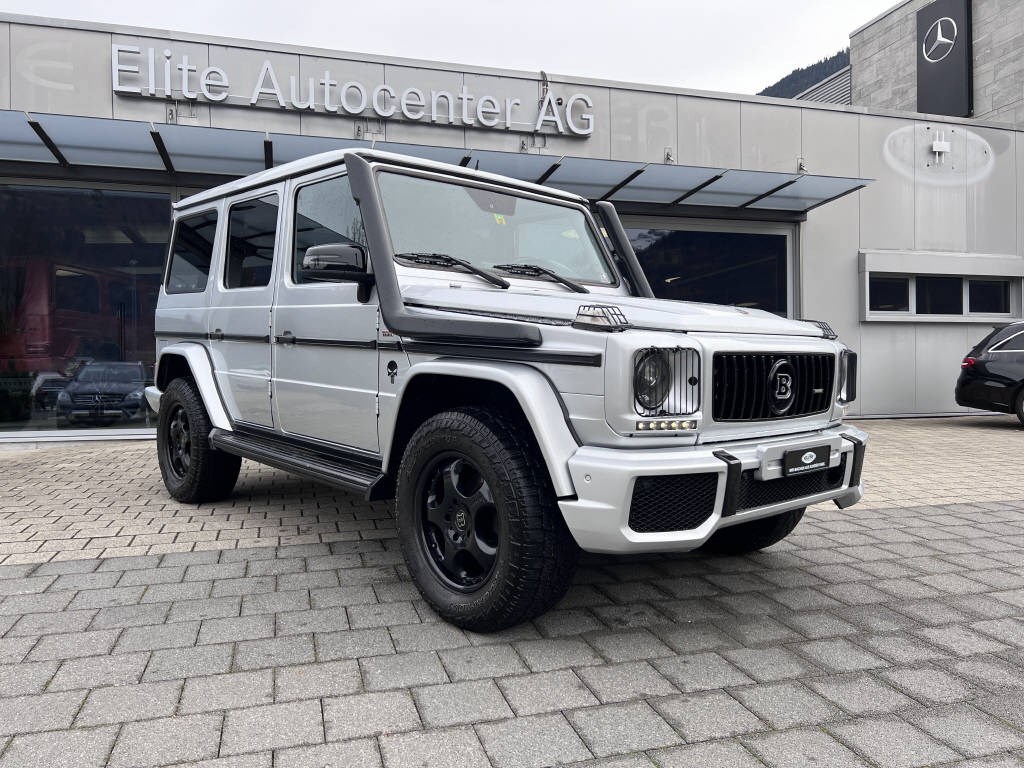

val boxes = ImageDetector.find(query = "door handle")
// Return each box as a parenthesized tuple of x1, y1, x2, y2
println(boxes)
(275, 331, 296, 345)
(209, 329, 224, 341)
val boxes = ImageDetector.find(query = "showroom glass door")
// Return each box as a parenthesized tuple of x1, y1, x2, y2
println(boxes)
(622, 218, 795, 316)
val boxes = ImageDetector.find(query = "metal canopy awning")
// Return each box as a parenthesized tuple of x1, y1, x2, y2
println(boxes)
(0, 110, 869, 212)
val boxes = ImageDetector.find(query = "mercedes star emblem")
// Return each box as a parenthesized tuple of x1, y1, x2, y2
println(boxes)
(922, 16, 957, 63)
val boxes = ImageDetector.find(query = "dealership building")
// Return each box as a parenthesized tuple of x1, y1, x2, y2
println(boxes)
(0, 2, 1022, 438)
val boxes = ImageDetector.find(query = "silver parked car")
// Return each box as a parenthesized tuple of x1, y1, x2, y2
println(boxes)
(147, 150, 866, 630)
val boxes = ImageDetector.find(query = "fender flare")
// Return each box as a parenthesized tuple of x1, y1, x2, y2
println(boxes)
(152, 342, 232, 430)
(385, 359, 580, 498)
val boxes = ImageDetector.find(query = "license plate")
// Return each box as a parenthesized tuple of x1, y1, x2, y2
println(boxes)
(783, 445, 830, 476)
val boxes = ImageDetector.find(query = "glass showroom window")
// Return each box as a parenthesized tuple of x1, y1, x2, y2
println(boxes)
(0, 185, 170, 433)
(623, 219, 792, 316)
(866, 274, 1016, 318)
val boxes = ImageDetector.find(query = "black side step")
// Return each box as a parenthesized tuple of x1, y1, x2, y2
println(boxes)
(209, 428, 385, 499)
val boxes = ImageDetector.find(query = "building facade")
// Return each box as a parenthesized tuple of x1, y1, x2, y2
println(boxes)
(0, 13, 1022, 438)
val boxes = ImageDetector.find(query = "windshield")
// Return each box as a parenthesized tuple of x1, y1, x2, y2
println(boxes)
(377, 171, 615, 285)
(76, 365, 143, 384)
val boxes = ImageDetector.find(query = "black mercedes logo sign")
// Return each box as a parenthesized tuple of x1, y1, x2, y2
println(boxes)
(454, 509, 468, 531)
(923, 16, 957, 63)
(768, 359, 795, 416)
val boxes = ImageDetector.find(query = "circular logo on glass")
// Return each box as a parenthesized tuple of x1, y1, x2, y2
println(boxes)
(767, 359, 795, 416)
(801, 451, 817, 465)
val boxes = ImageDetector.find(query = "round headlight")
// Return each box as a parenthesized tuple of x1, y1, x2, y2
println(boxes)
(634, 349, 672, 411)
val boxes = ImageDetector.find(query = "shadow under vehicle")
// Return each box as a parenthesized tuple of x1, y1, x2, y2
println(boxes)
(956, 321, 1024, 425)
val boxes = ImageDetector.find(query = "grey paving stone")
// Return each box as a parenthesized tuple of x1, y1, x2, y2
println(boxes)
(498, 669, 599, 715)
(49, 572, 118, 592)
(274, 739, 382, 768)
(210, 576, 276, 597)
(142, 581, 213, 604)
(76, 680, 183, 725)
(941, 655, 1024, 691)
(827, 716, 960, 768)
(0, 690, 85, 735)
(804, 673, 917, 715)
(0, 725, 118, 768)
(49, 651, 149, 690)
(347, 601, 419, 629)
(777, 611, 860, 639)
(167, 596, 241, 622)
(221, 699, 324, 755)
(731, 681, 842, 728)
(109, 712, 224, 768)
(413, 679, 513, 727)
(792, 638, 887, 672)
(68, 586, 146, 610)
(856, 632, 951, 664)
(198, 614, 274, 644)
(277, 571, 339, 591)
(653, 691, 765, 741)
(972, 618, 1024, 647)
(477, 713, 593, 768)
(713, 616, 802, 646)
(241, 589, 311, 616)
(118, 566, 186, 587)
(380, 727, 490, 768)
(653, 623, 740, 654)
(438, 644, 529, 681)
(144, 643, 234, 681)
(514, 638, 604, 672)
(878, 666, 980, 704)
(116, 620, 199, 652)
(360, 650, 449, 690)
(904, 703, 1024, 757)
(7, 608, 95, 636)
(567, 701, 681, 757)
(275, 659, 359, 701)
(275, 607, 349, 636)
(649, 739, 765, 768)
(233, 635, 314, 671)
(742, 727, 871, 768)
(535, 608, 606, 636)
(974, 692, 1024, 730)
(585, 629, 674, 662)
(185, 562, 246, 582)
(245, 557, 305, 577)
(323, 690, 420, 740)
(26, 627, 119, 661)
(180, 670, 274, 713)
(98, 555, 161, 572)
(90, 602, 170, 629)
(389, 621, 470, 652)
(721, 647, 820, 682)
(309, 585, 376, 609)
(576, 661, 678, 703)
(0, 660, 58, 696)
(0, 637, 34, 664)
(651, 652, 754, 693)
(316, 627, 395, 660)
(915, 624, 1011, 656)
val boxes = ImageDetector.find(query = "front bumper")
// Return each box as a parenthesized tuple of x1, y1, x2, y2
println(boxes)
(558, 424, 867, 554)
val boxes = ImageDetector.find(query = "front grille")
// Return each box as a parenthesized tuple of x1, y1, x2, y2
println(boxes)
(71, 394, 123, 406)
(712, 352, 835, 421)
(628, 473, 719, 533)
(737, 456, 847, 511)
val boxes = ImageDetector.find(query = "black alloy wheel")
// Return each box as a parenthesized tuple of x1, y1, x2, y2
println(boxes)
(418, 454, 500, 592)
(164, 403, 192, 481)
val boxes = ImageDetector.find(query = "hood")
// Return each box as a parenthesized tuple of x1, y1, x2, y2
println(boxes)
(401, 285, 826, 338)
(65, 380, 141, 397)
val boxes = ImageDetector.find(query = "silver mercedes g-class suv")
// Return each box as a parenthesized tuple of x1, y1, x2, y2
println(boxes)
(148, 149, 866, 631)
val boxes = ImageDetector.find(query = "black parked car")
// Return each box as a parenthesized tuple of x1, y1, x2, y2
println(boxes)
(55, 361, 148, 427)
(955, 321, 1024, 424)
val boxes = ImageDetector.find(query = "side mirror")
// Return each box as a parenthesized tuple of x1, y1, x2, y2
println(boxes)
(301, 243, 375, 301)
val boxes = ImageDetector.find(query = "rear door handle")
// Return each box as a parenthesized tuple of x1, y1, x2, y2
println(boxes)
(275, 331, 295, 345)
(209, 329, 224, 341)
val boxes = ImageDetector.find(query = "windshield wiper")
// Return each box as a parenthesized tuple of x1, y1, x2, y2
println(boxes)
(394, 252, 509, 289)
(493, 263, 589, 294)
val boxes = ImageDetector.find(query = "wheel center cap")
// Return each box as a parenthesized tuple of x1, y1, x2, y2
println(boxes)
(454, 509, 468, 531)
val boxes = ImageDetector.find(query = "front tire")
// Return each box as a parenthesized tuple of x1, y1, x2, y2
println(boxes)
(1015, 390, 1024, 427)
(701, 508, 805, 555)
(157, 378, 241, 503)
(396, 407, 578, 632)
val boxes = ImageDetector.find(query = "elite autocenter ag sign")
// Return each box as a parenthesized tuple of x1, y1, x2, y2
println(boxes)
(111, 44, 595, 136)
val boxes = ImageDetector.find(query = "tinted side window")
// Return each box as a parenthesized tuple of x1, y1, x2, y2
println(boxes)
(293, 176, 366, 283)
(166, 210, 218, 294)
(997, 331, 1024, 351)
(54, 269, 99, 313)
(225, 194, 279, 289)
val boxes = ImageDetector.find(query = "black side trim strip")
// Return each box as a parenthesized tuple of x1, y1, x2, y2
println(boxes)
(157, 331, 270, 343)
(234, 422, 383, 472)
(221, 334, 270, 343)
(714, 450, 742, 517)
(841, 434, 866, 489)
(156, 331, 207, 340)
(275, 337, 377, 349)
(378, 340, 403, 351)
(401, 341, 602, 367)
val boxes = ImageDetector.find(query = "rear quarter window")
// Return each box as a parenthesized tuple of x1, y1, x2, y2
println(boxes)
(166, 210, 218, 294)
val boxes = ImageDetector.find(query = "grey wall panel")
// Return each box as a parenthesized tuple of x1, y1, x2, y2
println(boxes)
(462, 128, 528, 153)
(463, 71, 543, 139)
(10, 24, 113, 118)
(800, 194, 863, 415)
(544, 81, 610, 160)
(207, 46, 300, 132)
(610, 90, 675, 163)
(384, 120, 465, 148)
(859, 323, 917, 414)
(800, 109, 859, 178)
(111, 35, 211, 126)
(859, 115, 915, 251)
(914, 122, 966, 253)
(676, 96, 740, 168)
(299, 54, 384, 120)
(740, 102, 801, 173)
(298, 112, 362, 140)
(0, 24, 10, 110)
(1019, 133, 1024, 259)
(966, 126, 1018, 256)
(914, 325, 972, 413)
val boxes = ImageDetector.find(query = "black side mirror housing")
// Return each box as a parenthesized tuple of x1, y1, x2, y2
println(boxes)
(301, 243, 375, 301)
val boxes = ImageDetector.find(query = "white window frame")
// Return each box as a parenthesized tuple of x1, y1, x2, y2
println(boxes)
(862, 272, 1021, 322)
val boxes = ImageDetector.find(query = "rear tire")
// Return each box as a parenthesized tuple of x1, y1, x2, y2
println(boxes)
(1015, 390, 1024, 427)
(157, 377, 241, 503)
(701, 508, 805, 555)
(396, 407, 578, 632)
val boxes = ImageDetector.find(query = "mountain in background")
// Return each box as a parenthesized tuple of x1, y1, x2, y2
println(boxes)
(759, 49, 850, 98)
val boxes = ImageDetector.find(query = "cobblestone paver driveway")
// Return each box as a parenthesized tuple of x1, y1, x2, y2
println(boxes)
(1, 415, 1023, 767)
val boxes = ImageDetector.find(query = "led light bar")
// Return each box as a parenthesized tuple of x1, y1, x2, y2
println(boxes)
(635, 419, 698, 432)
